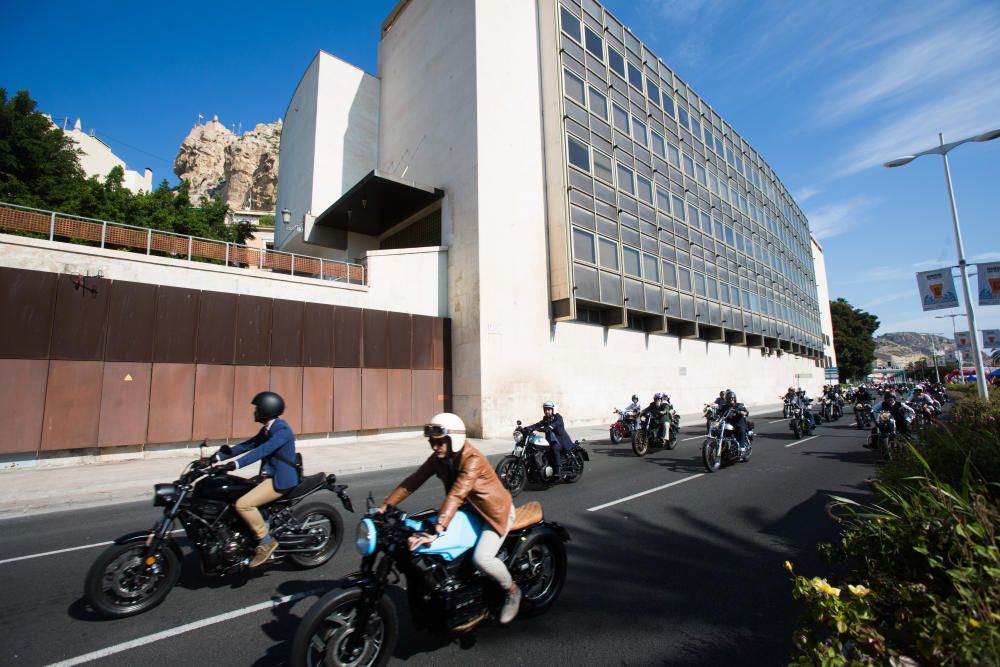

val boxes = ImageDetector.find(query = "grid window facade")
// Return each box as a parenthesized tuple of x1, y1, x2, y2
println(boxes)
(553, 0, 823, 352)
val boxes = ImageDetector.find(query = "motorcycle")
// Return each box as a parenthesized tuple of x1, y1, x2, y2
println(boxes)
(782, 397, 794, 418)
(820, 397, 837, 422)
(494, 422, 588, 497)
(632, 410, 680, 456)
(609, 408, 638, 444)
(789, 406, 814, 439)
(291, 500, 569, 666)
(910, 403, 938, 429)
(868, 410, 901, 461)
(85, 453, 353, 618)
(854, 402, 873, 429)
(703, 403, 720, 434)
(702, 409, 755, 472)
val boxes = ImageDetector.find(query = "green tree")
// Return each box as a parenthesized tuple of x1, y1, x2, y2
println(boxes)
(830, 298, 880, 382)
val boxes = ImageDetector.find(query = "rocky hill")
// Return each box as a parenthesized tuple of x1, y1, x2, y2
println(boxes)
(173, 116, 281, 210)
(875, 332, 954, 367)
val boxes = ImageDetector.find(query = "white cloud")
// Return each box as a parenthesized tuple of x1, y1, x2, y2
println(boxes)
(805, 196, 878, 241)
(794, 186, 821, 203)
(971, 252, 1000, 263)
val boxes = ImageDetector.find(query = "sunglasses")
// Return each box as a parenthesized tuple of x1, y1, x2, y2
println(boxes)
(428, 438, 449, 449)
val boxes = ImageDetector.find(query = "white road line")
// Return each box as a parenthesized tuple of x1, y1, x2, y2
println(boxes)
(784, 435, 818, 448)
(0, 530, 184, 566)
(768, 418, 788, 424)
(681, 435, 703, 441)
(45, 589, 324, 667)
(587, 474, 704, 512)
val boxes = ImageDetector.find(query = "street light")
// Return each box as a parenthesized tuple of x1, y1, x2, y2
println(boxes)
(885, 129, 999, 400)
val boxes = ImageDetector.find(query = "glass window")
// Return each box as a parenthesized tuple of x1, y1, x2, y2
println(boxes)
(573, 227, 596, 263)
(560, 6, 581, 42)
(617, 163, 634, 194)
(731, 286, 740, 307)
(563, 68, 585, 106)
(678, 267, 692, 292)
(656, 187, 670, 213)
(651, 131, 665, 158)
(567, 134, 590, 171)
(707, 276, 718, 300)
(584, 26, 603, 59)
(608, 46, 626, 78)
(704, 128, 714, 149)
(691, 117, 702, 141)
(724, 225, 735, 246)
(699, 211, 711, 233)
(694, 272, 706, 296)
(612, 104, 629, 133)
(646, 80, 661, 106)
(593, 149, 613, 184)
(713, 219, 724, 240)
(672, 195, 685, 220)
(683, 154, 694, 178)
(636, 174, 653, 203)
(643, 253, 660, 282)
(627, 62, 642, 89)
(631, 116, 647, 146)
(662, 94, 675, 118)
(696, 164, 707, 186)
(588, 86, 608, 120)
(678, 106, 689, 129)
(667, 142, 680, 168)
(598, 236, 619, 270)
(714, 136, 724, 156)
(623, 246, 641, 277)
(662, 261, 676, 287)
(720, 282, 730, 304)
(735, 232, 744, 253)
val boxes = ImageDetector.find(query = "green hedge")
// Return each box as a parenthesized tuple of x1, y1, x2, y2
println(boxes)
(787, 392, 1000, 665)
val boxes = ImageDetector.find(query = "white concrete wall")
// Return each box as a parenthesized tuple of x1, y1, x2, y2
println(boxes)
(378, 0, 482, 425)
(812, 236, 837, 372)
(66, 128, 152, 194)
(0, 234, 448, 317)
(275, 51, 379, 256)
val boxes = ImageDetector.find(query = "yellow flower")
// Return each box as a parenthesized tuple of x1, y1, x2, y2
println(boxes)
(784, 560, 793, 573)
(847, 584, 871, 597)
(969, 618, 981, 628)
(810, 578, 841, 597)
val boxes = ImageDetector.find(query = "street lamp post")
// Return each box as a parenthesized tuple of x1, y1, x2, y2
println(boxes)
(936, 313, 965, 381)
(885, 128, 1000, 400)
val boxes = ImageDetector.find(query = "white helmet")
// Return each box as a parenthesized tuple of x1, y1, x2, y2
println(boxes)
(424, 412, 467, 452)
(542, 401, 555, 411)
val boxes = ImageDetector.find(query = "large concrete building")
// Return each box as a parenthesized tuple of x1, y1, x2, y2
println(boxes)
(63, 118, 154, 194)
(274, 0, 836, 437)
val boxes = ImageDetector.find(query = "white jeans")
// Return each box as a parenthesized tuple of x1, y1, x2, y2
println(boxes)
(472, 505, 516, 589)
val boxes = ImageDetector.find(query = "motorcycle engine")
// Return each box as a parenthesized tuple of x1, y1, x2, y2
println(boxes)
(440, 579, 485, 631)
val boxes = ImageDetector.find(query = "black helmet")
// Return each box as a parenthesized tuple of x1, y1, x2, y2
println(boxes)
(883, 392, 896, 402)
(252, 391, 285, 423)
(632, 394, 639, 402)
(725, 390, 737, 402)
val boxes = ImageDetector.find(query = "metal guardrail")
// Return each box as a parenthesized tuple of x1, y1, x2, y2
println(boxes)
(0, 201, 365, 285)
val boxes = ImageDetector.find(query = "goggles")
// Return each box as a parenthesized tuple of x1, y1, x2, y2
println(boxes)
(424, 424, 464, 439)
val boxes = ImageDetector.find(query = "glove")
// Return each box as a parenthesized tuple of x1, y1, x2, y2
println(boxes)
(213, 461, 237, 473)
(219, 444, 233, 456)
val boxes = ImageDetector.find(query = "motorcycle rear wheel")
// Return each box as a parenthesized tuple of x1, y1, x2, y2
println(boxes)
(561, 449, 585, 483)
(495, 456, 527, 497)
(291, 587, 398, 667)
(702, 439, 722, 472)
(511, 531, 567, 618)
(632, 430, 649, 457)
(85, 542, 180, 618)
(287, 502, 344, 568)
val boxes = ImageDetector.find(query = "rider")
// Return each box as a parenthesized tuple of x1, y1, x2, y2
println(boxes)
(854, 384, 872, 404)
(621, 394, 641, 418)
(381, 413, 521, 624)
(909, 387, 941, 419)
(872, 391, 915, 435)
(714, 390, 728, 408)
(722, 391, 751, 457)
(524, 401, 575, 477)
(793, 389, 816, 429)
(212, 391, 299, 568)
(641, 392, 670, 443)
(783, 386, 797, 402)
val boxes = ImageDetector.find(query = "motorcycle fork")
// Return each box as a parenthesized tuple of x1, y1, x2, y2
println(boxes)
(143, 490, 184, 560)
(345, 554, 392, 655)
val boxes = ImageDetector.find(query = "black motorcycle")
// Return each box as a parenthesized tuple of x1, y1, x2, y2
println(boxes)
(631, 410, 680, 456)
(789, 405, 814, 439)
(782, 397, 794, 418)
(854, 402, 873, 429)
(85, 455, 353, 618)
(867, 410, 902, 461)
(702, 409, 755, 472)
(703, 403, 720, 434)
(291, 499, 569, 666)
(494, 422, 588, 497)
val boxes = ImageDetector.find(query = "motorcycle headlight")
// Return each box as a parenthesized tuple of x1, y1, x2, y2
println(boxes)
(513, 430, 524, 444)
(153, 483, 177, 508)
(356, 518, 377, 557)
(878, 413, 891, 424)
(794, 409, 801, 415)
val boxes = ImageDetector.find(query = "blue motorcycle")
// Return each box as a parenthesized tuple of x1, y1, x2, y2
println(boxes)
(291, 500, 570, 666)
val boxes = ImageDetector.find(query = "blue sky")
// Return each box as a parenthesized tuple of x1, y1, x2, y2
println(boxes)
(3, 0, 998, 339)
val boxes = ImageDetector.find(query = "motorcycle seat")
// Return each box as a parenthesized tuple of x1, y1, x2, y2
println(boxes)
(511, 501, 544, 531)
(283, 472, 326, 500)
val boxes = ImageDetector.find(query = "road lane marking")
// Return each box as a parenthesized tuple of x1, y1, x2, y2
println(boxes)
(0, 530, 183, 566)
(784, 435, 819, 448)
(587, 474, 704, 512)
(681, 436, 703, 441)
(45, 589, 324, 667)
(768, 419, 788, 424)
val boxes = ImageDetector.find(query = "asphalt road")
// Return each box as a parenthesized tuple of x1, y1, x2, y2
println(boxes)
(0, 412, 880, 667)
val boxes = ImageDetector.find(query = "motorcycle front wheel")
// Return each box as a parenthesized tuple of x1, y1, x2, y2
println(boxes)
(609, 426, 622, 445)
(878, 434, 892, 461)
(287, 502, 344, 568)
(632, 430, 649, 457)
(511, 530, 567, 618)
(84, 541, 181, 618)
(495, 456, 527, 497)
(561, 449, 585, 483)
(792, 421, 801, 439)
(702, 439, 722, 472)
(665, 427, 678, 450)
(291, 588, 398, 667)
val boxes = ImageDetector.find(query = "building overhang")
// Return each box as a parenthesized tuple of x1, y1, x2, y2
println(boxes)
(313, 170, 443, 237)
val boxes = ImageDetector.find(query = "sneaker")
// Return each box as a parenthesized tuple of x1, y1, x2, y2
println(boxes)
(249, 539, 279, 568)
(499, 584, 521, 624)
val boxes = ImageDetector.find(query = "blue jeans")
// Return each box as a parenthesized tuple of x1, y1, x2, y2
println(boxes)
(802, 409, 815, 427)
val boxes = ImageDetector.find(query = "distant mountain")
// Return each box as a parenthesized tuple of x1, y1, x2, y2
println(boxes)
(875, 332, 954, 367)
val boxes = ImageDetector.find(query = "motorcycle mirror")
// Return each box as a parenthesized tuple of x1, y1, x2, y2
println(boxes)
(516, 420, 522, 426)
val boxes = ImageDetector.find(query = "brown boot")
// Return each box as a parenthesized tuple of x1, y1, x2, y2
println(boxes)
(249, 539, 279, 568)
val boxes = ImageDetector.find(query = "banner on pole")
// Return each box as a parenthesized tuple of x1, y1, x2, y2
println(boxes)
(916, 269, 959, 311)
(955, 331, 972, 353)
(977, 262, 1000, 306)
(983, 329, 1000, 349)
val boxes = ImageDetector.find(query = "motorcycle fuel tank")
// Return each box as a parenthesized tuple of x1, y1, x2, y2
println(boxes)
(407, 509, 484, 561)
(196, 474, 256, 502)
